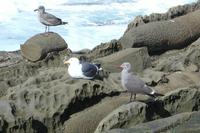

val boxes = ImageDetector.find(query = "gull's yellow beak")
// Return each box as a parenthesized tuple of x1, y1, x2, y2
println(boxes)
(63, 60, 70, 65)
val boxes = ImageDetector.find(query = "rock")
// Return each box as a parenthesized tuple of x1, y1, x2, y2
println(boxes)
(20, 32, 68, 62)
(0, 64, 123, 132)
(95, 85, 200, 133)
(106, 111, 197, 133)
(120, 10, 200, 54)
(87, 39, 122, 59)
(0, 51, 22, 68)
(72, 49, 91, 54)
(96, 48, 151, 73)
(94, 102, 147, 133)
(125, 1, 200, 33)
(140, 69, 169, 86)
(153, 37, 200, 72)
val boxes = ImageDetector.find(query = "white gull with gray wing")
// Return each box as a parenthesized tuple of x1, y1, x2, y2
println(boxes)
(63, 57, 101, 79)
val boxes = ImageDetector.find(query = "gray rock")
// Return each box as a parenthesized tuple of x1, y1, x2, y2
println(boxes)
(21, 32, 68, 62)
(94, 102, 147, 133)
(95, 85, 200, 133)
(153, 37, 200, 72)
(88, 39, 122, 59)
(125, 1, 200, 33)
(96, 48, 151, 73)
(120, 10, 200, 54)
(106, 111, 198, 133)
(0, 64, 123, 132)
(0, 51, 22, 68)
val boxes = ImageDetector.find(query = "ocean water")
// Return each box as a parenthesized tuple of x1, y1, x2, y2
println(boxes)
(0, 0, 197, 51)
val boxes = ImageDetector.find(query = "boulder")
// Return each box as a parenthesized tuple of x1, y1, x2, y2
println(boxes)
(125, 1, 200, 33)
(0, 65, 122, 132)
(21, 32, 67, 62)
(96, 48, 151, 73)
(153, 37, 200, 72)
(88, 39, 122, 59)
(120, 10, 200, 54)
(94, 102, 147, 133)
(0, 51, 22, 68)
(106, 111, 199, 133)
(95, 85, 200, 133)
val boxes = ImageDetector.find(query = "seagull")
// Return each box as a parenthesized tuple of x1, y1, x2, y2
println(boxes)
(119, 62, 163, 102)
(63, 57, 101, 79)
(34, 6, 68, 32)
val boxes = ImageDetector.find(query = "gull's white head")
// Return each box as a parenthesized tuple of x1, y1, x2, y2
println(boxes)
(34, 6, 45, 13)
(63, 57, 80, 65)
(120, 62, 131, 71)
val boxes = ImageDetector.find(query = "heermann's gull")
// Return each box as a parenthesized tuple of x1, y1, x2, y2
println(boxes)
(63, 57, 101, 79)
(34, 6, 68, 32)
(119, 62, 163, 102)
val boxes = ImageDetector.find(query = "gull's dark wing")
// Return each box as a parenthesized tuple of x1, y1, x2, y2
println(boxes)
(81, 62, 98, 77)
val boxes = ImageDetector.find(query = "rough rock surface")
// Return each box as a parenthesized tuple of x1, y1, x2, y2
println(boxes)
(120, 10, 200, 54)
(95, 86, 200, 133)
(87, 39, 122, 59)
(2, 2, 200, 133)
(0, 60, 122, 133)
(125, 1, 200, 33)
(96, 48, 151, 73)
(106, 111, 200, 133)
(153, 37, 200, 72)
(21, 32, 68, 62)
(94, 102, 147, 133)
(0, 51, 22, 68)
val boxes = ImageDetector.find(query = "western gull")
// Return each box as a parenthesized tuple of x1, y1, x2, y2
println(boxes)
(63, 57, 101, 79)
(119, 62, 163, 102)
(34, 6, 68, 32)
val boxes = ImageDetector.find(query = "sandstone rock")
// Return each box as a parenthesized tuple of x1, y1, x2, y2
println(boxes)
(87, 39, 122, 59)
(96, 48, 151, 73)
(94, 102, 147, 133)
(120, 10, 200, 54)
(106, 111, 196, 133)
(95, 85, 200, 133)
(21, 32, 68, 62)
(0, 51, 22, 68)
(0, 65, 122, 132)
(125, 1, 200, 33)
(153, 37, 200, 72)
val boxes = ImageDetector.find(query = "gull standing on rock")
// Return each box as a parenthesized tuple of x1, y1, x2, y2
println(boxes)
(34, 6, 68, 32)
(119, 62, 163, 102)
(63, 57, 101, 79)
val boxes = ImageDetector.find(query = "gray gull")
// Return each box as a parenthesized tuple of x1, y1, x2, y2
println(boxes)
(119, 62, 163, 102)
(63, 57, 101, 79)
(34, 6, 68, 32)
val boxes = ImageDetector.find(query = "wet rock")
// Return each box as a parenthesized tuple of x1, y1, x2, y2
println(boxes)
(96, 48, 151, 73)
(20, 32, 68, 62)
(120, 10, 200, 54)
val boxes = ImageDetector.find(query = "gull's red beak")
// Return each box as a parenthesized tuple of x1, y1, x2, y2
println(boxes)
(116, 65, 122, 69)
